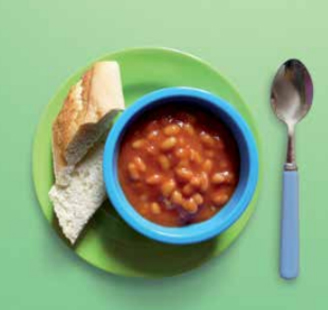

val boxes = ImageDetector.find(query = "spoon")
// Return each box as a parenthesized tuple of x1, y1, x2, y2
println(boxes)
(270, 59, 313, 279)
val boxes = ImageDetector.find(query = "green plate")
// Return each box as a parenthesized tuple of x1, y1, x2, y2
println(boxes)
(33, 47, 261, 278)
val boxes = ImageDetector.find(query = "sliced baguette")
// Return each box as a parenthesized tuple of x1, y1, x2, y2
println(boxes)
(52, 61, 124, 186)
(49, 143, 105, 244)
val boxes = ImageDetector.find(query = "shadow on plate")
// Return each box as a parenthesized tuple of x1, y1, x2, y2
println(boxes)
(52, 200, 218, 278)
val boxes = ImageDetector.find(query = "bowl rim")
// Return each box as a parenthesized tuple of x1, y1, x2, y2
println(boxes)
(103, 87, 259, 244)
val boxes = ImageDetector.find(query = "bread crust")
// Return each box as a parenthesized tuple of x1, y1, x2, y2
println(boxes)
(52, 61, 124, 185)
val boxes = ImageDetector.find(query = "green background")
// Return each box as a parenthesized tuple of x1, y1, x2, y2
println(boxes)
(0, 0, 326, 309)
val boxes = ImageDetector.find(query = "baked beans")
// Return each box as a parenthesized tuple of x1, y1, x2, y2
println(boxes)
(118, 106, 239, 226)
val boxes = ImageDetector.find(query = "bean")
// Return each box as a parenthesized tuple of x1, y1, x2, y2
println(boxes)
(139, 205, 149, 216)
(175, 148, 189, 159)
(134, 156, 146, 172)
(175, 167, 193, 182)
(212, 172, 225, 184)
(150, 202, 161, 214)
(189, 149, 196, 161)
(203, 159, 213, 172)
(158, 155, 171, 170)
(224, 172, 235, 184)
(200, 132, 215, 147)
(182, 184, 194, 196)
(164, 124, 181, 136)
(182, 197, 198, 214)
(212, 193, 230, 206)
(146, 174, 162, 185)
(161, 179, 176, 197)
(134, 182, 143, 189)
(190, 176, 201, 187)
(177, 159, 190, 168)
(163, 198, 174, 210)
(127, 163, 140, 180)
(160, 137, 177, 151)
(190, 149, 202, 164)
(210, 205, 217, 212)
(132, 139, 146, 149)
(214, 137, 225, 150)
(178, 137, 186, 146)
(140, 194, 148, 202)
(200, 172, 209, 192)
(213, 171, 236, 184)
(147, 130, 160, 140)
(205, 150, 215, 158)
(192, 193, 204, 205)
(184, 123, 195, 135)
(171, 190, 183, 205)
(146, 144, 157, 155)
(147, 120, 159, 130)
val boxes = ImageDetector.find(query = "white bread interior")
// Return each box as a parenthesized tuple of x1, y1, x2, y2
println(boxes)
(49, 143, 105, 244)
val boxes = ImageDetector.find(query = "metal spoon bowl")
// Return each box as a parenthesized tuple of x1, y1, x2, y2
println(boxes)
(270, 59, 313, 279)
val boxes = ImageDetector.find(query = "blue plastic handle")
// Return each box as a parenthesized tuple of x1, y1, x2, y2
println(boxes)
(280, 170, 299, 279)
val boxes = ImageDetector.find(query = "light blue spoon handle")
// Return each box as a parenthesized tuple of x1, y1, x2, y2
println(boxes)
(280, 170, 299, 279)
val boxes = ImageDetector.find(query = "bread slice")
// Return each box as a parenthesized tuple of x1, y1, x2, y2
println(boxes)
(52, 61, 124, 186)
(49, 61, 125, 244)
(49, 143, 105, 244)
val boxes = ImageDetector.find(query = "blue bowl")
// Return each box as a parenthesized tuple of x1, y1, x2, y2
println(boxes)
(103, 87, 259, 245)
